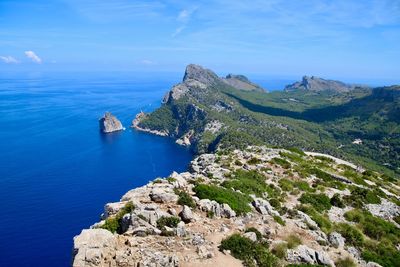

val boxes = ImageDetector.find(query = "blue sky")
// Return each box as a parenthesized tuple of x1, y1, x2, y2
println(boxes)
(0, 0, 399, 81)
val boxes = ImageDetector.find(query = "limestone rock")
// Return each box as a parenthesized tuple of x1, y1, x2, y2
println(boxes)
(285, 76, 358, 92)
(179, 205, 194, 223)
(328, 232, 345, 249)
(72, 229, 116, 267)
(99, 112, 123, 133)
(149, 188, 178, 203)
(287, 245, 334, 266)
(243, 232, 257, 242)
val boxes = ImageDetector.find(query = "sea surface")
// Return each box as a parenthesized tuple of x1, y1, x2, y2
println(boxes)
(0, 72, 193, 267)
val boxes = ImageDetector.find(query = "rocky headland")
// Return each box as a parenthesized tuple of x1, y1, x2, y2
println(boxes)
(72, 146, 400, 267)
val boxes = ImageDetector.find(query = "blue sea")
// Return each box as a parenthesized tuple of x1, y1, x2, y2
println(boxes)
(0, 72, 193, 267)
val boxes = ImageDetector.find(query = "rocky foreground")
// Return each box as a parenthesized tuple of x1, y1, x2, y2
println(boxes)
(72, 146, 400, 267)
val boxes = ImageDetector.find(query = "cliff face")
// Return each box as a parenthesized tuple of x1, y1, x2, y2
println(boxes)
(72, 146, 400, 267)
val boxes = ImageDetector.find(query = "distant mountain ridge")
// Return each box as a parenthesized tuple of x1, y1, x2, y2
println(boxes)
(284, 75, 364, 92)
(134, 64, 400, 176)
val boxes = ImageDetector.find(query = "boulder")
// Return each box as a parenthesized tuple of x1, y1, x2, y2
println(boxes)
(287, 245, 334, 266)
(328, 232, 345, 248)
(99, 112, 123, 133)
(149, 188, 178, 203)
(175, 221, 186, 237)
(221, 203, 236, 218)
(179, 205, 194, 223)
(297, 211, 319, 230)
(72, 229, 116, 267)
(243, 232, 257, 242)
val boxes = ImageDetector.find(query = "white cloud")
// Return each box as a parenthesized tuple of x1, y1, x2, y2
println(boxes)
(177, 7, 198, 22)
(140, 59, 156, 65)
(24, 51, 42, 63)
(172, 26, 185, 37)
(0, 56, 19, 64)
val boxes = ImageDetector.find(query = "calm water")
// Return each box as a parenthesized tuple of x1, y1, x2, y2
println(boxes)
(0, 72, 193, 267)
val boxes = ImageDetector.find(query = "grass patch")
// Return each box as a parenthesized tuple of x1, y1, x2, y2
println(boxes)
(299, 206, 332, 233)
(273, 215, 286, 226)
(193, 183, 252, 215)
(285, 234, 302, 249)
(335, 258, 357, 267)
(336, 223, 364, 247)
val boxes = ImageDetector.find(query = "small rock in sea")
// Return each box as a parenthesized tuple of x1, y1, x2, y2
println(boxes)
(99, 112, 123, 133)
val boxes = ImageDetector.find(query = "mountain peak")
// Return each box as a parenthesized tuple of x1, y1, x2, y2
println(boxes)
(183, 64, 220, 85)
(285, 75, 356, 92)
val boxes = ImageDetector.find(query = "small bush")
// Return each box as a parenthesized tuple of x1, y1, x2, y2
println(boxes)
(293, 181, 315, 192)
(156, 216, 180, 229)
(279, 178, 294, 191)
(101, 202, 135, 233)
(193, 184, 252, 215)
(269, 198, 281, 210)
(336, 223, 364, 247)
(287, 147, 306, 156)
(273, 215, 286, 226)
(207, 210, 215, 218)
(222, 170, 269, 197)
(271, 242, 287, 258)
(335, 257, 357, 267)
(344, 187, 381, 207)
(362, 240, 400, 267)
(177, 190, 196, 208)
(299, 193, 332, 211)
(285, 234, 302, 249)
(248, 157, 261, 165)
(219, 234, 278, 267)
(299, 206, 332, 233)
(330, 193, 345, 208)
(271, 157, 291, 169)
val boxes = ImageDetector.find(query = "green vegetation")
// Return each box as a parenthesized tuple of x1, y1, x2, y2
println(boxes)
(219, 233, 278, 267)
(101, 202, 135, 233)
(273, 215, 285, 226)
(336, 223, 364, 247)
(343, 187, 381, 207)
(156, 216, 180, 228)
(248, 157, 262, 165)
(193, 184, 252, 215)
(335, 257, 357, 267)
(299, 206, 332, 233)
(270, 157, 291, 169)
(285, 234, 302, 249)
(330, 193, 345, 208)
(299, 193, 332, 211)
(222, 170, 269, 197)
(176, 190, 196, 208)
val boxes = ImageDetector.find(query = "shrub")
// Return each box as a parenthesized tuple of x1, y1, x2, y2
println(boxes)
(279, 178, 294, 191)
(271, 157, 291, 169)
(156, 216, 180, 229)
(101, 202, 135, 233)
(177, 190, 196, 208)
(193, 184, 252, 215)
(335, 257, 357, 267)
(362, 240, 400, 267)
(271, 242, 287, 258)
(394, 215, 400, 225)
(330, 193, 345, 208)
(273, 215, 286, 226)
(269, 198, 281, 210)
(299, 193, 332, 211)
(248, 157, 261, 165)
(344, 187, 381, 207)
(287, 147, 306, 156)
(285, 234, 302, 249)
(336, 223, 364, 247)
(293, 181, 315, 192)
(222, 170, 269, 197)
(219, 234, 278, 267)
(234, 159, 243, 166)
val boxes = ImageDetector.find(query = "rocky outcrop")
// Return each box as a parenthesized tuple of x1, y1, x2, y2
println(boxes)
(99, 112, 123, 133)
(222, 74, 265, 92)
(285, 76, 357, 92)
(72, 229, 117, 267)
(286, 245, 334, 266)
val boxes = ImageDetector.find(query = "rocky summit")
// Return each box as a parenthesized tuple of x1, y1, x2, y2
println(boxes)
(72, 146, 400, 267)
(99, 112, 124, 133)
(284, 76, 358, 92)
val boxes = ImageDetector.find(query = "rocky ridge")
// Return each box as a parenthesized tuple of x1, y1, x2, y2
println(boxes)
(72, 146, 400, 267)
(284, 76, 358, 92)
